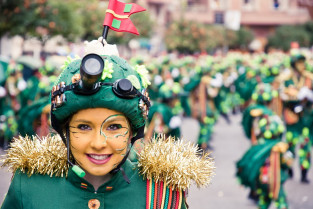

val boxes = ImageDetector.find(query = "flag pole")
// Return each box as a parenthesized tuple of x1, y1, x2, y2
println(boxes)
(102, 26, 109, 41)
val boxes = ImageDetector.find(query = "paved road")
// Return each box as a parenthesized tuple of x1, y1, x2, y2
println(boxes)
(0, 114, 312, 208)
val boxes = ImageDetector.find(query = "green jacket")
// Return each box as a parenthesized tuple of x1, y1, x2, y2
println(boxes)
(2, 160, 143, 209)
(2, 160, 187, 209)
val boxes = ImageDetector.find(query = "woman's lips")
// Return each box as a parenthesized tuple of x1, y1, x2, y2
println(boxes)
(86, 154, 112, 165)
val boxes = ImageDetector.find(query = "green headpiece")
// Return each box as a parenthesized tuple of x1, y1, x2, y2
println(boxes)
(18, 97, 50, 136)
(183, 73, 201, 92)
(158, 82, 182, 100)
(251, 83, 277, 104)
(290, 53, 305, 69)
(51, 54, 151, 135)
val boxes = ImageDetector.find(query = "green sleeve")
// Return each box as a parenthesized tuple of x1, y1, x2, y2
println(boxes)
(1, 171, 22, 209)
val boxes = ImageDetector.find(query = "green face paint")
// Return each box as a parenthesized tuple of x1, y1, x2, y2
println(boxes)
(100, 114, 130, 144)
(114, 129, 129, 138)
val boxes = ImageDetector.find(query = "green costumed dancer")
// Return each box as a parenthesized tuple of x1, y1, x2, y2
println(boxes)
(237, 114, 291, 209)
(145, 81, 183, 140)
(278, 53, 312, 183)
(183, 71, 217, 150)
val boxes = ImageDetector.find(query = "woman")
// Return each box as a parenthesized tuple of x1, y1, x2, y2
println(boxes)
(1, 39, 214, 209)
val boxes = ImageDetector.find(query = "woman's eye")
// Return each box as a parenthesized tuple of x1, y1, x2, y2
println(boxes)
(77, 124, 91, 130)
(107, 124, 122, 130)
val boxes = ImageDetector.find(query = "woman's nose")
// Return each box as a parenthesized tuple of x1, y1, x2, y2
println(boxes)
(90, 131, 108, 150)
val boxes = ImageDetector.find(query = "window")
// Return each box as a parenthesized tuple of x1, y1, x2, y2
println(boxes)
(273, 0, 280, 9)
(215, 12, 224, 24)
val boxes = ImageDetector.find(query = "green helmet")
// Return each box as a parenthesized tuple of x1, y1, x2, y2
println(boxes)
(51, 54, 151, 138)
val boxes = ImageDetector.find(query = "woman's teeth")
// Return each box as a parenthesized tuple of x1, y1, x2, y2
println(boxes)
(89, 154, 110, 160)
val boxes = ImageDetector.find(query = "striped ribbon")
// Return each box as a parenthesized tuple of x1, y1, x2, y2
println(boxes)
(146, 180, 183, 209)
(269, 151, 281, 200)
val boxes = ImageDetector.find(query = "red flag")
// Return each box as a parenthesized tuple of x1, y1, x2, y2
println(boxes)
(103, 0, 146, 35)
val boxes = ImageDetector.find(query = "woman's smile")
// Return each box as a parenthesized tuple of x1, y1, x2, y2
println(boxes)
(86, 153, 112, 165)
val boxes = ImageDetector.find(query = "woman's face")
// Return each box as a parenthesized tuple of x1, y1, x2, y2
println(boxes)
(69, 108, 131, 176)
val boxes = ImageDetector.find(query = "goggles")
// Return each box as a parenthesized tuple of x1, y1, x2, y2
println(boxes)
(51, 53, 150, 111)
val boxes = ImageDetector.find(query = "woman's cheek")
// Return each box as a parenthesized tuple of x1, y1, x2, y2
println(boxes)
(111, 134, 130, 154)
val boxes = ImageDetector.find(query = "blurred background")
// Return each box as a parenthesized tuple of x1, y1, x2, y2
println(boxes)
(1, 0, 313, 59)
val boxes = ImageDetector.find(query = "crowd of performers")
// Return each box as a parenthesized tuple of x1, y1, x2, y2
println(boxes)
(1, 49, 312, 208)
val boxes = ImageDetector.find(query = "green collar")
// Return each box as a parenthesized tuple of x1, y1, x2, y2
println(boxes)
(66, 160, 137, 193)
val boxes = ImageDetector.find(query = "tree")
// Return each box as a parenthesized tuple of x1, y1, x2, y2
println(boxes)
(0, 0, 84, 41)
(267, 25, 310, 51)
(165, 20, 208, 54)
(303, 21, 313, 46)
(230, 27, 254, 49)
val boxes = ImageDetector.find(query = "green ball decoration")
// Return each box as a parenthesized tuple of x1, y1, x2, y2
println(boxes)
(286, 131, 293, 140)
(262, 92, 271, 101)
(272, 67, 279, 75)
(302, 160, 310, 169)
(302, 127, 309, 137)
(259, 118, 267, 127)
(264, 130, 272, 139)
(272, 90, 279, 98)
(252, 93, 258, 101)
(278, 124, 285, 133)
(298, 149, 305, 157)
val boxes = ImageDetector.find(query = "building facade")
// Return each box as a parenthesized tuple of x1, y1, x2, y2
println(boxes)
(139, 0, 311, 49)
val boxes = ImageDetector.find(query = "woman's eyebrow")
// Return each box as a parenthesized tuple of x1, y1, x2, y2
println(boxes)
(71, 119, 91, 124)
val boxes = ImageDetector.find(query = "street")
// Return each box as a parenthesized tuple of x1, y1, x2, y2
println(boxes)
(1, 114, 312, 208)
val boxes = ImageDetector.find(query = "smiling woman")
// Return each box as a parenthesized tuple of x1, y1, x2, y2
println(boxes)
(1, 38, 214, 209)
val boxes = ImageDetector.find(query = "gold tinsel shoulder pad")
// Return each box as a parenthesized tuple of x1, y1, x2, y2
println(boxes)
(1, 135, 68, 177)
(137, 135, 215, 191)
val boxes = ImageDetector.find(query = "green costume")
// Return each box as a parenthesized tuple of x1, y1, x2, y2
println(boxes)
(238, 83, 290, 209)
(146, 82, 183, 139)
(0, 107, 18, 148)
(279, 54, 312, 183)
(3, 160, 148, 209)
(237, 115, 289, 209)
(183, 74, 216, 148)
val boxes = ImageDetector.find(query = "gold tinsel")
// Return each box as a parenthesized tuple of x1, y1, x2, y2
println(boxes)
(1, 135, 68, 177)
(138, 135, 215, 191)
